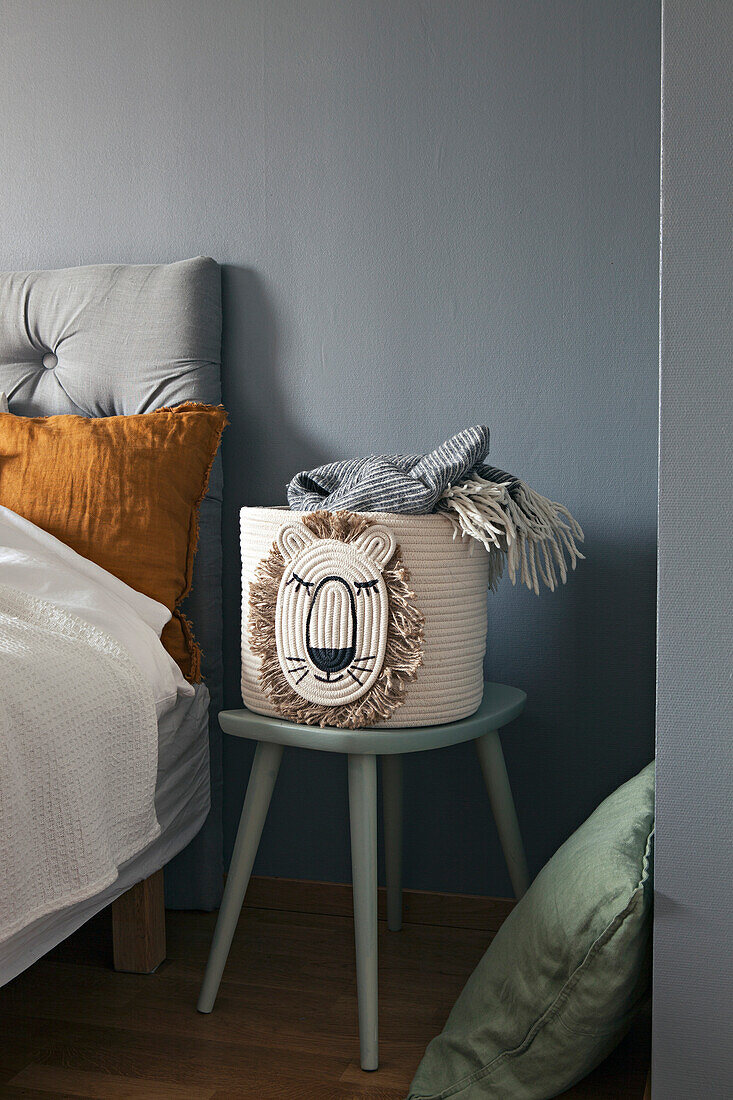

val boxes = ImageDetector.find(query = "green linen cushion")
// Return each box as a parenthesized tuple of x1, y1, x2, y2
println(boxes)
(408, 762, 654, 1100)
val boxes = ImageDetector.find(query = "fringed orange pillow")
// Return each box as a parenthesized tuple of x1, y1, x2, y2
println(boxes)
(0, 402, 227, 681)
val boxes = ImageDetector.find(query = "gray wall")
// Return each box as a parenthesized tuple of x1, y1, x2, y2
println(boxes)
(653, 2, 733, 1094)
(1, 0, 660, 895)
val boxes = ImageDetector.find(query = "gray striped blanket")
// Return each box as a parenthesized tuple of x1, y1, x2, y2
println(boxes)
(287, 426, 583, 594)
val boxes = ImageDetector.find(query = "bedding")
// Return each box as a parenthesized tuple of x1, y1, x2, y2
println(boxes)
(0, 401, 227, 681)
(0, 506, 193, 719)
(0, 507, 203, 952)
(0, 584, 161, 947)
(0, 683, 210, 987)
(0, 256, 225, 913)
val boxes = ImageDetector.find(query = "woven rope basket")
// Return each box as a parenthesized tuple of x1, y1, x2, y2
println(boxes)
(241, 507, 489, 729)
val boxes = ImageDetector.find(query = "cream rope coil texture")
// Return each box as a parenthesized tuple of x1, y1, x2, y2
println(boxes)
(274, 523, 394, 707)
(242, 507, 490, 729)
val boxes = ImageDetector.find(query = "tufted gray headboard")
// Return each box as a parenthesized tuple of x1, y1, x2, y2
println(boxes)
(0, 256, 224, 909)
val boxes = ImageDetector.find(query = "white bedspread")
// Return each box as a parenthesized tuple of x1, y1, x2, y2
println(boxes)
(0, 506, 193, 719)
(0, 583, 161, 944)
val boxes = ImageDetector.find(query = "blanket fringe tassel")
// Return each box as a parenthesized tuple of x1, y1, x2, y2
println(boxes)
(438, 474, 585, 594)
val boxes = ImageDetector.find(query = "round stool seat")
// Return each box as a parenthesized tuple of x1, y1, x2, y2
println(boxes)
(218, 680, 526, 755)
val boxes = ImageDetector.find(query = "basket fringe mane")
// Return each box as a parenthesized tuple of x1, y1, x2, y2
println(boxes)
(249, 510, 424, 728)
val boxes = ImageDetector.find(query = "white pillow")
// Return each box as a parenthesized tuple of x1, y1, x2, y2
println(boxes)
(0, 505, 194, 718)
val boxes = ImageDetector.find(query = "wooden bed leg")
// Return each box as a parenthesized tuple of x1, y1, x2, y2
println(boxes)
(111, 869, 166, 973)
(643, 1067, 652, 1099)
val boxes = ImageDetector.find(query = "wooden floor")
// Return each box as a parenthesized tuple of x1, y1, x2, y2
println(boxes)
(0, 897, 649, 1099)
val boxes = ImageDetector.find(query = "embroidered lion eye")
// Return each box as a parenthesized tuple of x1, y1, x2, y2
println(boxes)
(286, 572, 314, 593)
(355, 578, 379, 595)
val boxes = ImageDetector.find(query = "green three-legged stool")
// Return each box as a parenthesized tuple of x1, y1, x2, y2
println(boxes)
(197, 681, 529, 1071)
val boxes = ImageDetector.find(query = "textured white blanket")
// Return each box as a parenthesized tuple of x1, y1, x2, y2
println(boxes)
(0, 583, 160, 943)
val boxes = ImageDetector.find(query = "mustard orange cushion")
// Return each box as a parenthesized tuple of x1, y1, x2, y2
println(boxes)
(0, 402, 227, 681)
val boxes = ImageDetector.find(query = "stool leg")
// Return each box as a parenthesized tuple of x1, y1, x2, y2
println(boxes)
(475, 730, 530, 898)
(348, 753, 379, 1071)
(197, 740, 283, 1013)
(381, 754, 403, 932)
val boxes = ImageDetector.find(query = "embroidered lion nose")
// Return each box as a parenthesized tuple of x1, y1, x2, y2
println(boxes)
(309, 646, 353, 674)
(306, 576, 356, 673)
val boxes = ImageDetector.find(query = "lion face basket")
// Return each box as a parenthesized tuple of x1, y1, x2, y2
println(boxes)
(240, 507, 490, 729)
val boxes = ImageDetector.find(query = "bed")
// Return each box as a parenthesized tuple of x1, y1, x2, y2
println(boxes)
(0, 256, 224, 985)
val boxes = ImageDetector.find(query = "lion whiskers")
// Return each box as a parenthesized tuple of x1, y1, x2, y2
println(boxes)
(346, 654, 377, 685)
(351, 654, 376, 672)
(285, 655, 309, 684)
(286, 653, 375, 687)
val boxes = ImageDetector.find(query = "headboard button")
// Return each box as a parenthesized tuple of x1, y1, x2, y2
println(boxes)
(42, 352, 58, 370)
